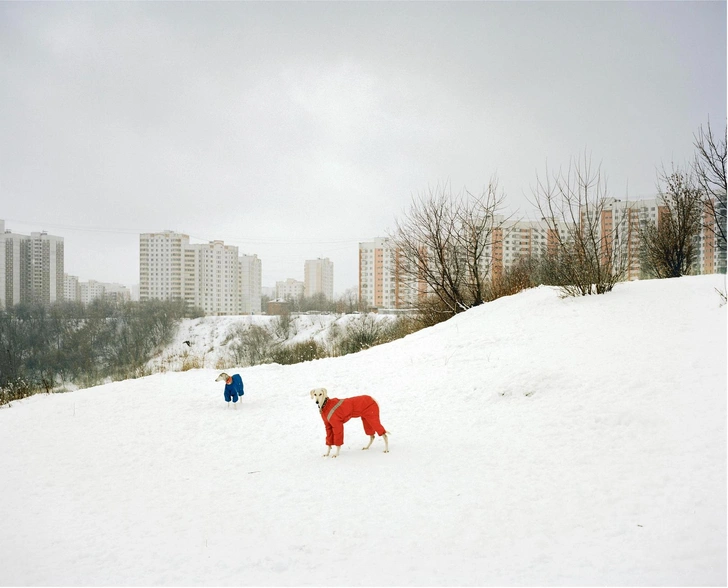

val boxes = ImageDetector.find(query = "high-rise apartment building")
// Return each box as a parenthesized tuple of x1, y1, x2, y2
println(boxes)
(79, 280, 109, 306)
(488, 218, 553, 281)
(65, 274, 131, 305)
(0, 220, 27, 309)
(304, 258, 334, 300)
(102, 283, 132, 304)
(139, 230, 186, 302)
(580, 197, 725, 279)
(0, 219, 64, 309)
(140, 230, 262, 315)
(183, 240, 241, 315)
(30, 231, 64, 305)
(359, 238, 423, 310)
(239, 254, 262, 314)
(64, 273, 81, 302)
(276, 278, 305, 301)
(359, 196, 726, 310)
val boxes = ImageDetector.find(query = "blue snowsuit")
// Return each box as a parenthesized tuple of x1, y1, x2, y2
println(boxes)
(224, 374, 244, 403)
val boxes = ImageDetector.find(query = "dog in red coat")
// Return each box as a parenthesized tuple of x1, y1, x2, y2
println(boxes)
(310, 388, 389, 458)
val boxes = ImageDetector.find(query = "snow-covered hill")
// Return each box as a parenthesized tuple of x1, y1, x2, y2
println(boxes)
(1, 275, 725, 586)
(146, 312, 395, 373)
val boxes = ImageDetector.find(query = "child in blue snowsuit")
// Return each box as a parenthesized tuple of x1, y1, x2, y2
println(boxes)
(215, 372, 244, 406)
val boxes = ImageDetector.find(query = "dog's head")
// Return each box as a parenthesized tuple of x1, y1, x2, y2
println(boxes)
(309, 387, 328, 408)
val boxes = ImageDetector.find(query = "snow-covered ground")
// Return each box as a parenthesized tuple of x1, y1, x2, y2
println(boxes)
(147, 312, 394, 373)
(1, 275, 725, 586)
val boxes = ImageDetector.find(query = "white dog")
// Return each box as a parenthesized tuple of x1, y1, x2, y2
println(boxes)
(310, 387, 389, 458)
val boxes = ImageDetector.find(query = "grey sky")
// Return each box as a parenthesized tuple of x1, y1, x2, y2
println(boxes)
(1, 1, 725, 295)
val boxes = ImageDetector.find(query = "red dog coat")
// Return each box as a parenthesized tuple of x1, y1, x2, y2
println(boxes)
(320, 395, 386, 447)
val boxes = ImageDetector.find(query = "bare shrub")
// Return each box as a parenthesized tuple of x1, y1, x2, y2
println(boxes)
(693, 121, 727, 266)
(181, 354, 204, 371)
(272, 313, 297, 341)
(531, 153, 628, 296)
(379, 315, 420, 343)
(487, 255, 542, 300)
(271, 339, 327, 365)
(639, 169, 704, 278)
(335, 315, 386, 356)
(390, 180, 509, 316)
(0, 379, 36, 407)
(228, 324, 274, 366)
(410, 295, 453, 329)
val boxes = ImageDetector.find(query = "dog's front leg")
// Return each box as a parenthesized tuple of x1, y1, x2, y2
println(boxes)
(323, 445, 332, 458)
(331, 445, 341, 458)
(362, 435, 375, 450)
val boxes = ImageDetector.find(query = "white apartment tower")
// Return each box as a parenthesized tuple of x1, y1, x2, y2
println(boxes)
(139, 230, 187, 302)
(239, 254, 262, 314)
(79, 280, 108, 306)
(30, 232, 64, 305)
(64, 273, 81, 302)
(2, 226, 31, 308)
(304, 257, 334, 301)
(276, 278, 305, 301)
(140, 230, 263, 315)
(0, 220, 64, 309)
(183, 240, 241, 315)
(64, 274, 130, 305)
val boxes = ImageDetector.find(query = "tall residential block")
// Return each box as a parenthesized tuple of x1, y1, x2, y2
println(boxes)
(64, 273, 81, 302)
(183, 240, 241, 315)
(358, 195, 726, 311)
(358, 238, 423, 310)
(489, 218, 553, 281)
(65, 274, 130, 305)
(0, 219, 64, 309)
(276, 278, 304, 301)
(304, 258, 334, 300)
(578, 197, 725, 279)
(140, 230, 262, 315)
(240, 254, 262, 314)
(139, 230, 186, 302)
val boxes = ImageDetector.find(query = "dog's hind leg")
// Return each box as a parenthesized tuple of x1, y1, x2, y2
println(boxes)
(382, 433, 389, 453)
(362, 435, 375, 450)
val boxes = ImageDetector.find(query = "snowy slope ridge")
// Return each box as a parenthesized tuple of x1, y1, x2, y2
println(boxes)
(147, 312, 395, 373)
(0, 275, 725, 586)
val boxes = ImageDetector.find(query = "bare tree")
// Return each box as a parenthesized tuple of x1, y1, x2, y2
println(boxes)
(639, 169, 704, 278)
(230, 324, 274, 366)
(693, 121, 727, 270)
(335, 287, 360, 314)
(530, 153, 628, 296)
(390, 180, 507, 316)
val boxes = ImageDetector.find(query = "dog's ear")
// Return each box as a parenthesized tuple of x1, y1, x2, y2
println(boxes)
(309, 389, 315, 399)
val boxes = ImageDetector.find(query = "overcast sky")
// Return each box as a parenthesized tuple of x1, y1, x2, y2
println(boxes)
(1, 1, 725, 295)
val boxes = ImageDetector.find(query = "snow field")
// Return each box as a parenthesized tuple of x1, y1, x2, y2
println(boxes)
(0, 275, 725, 585)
